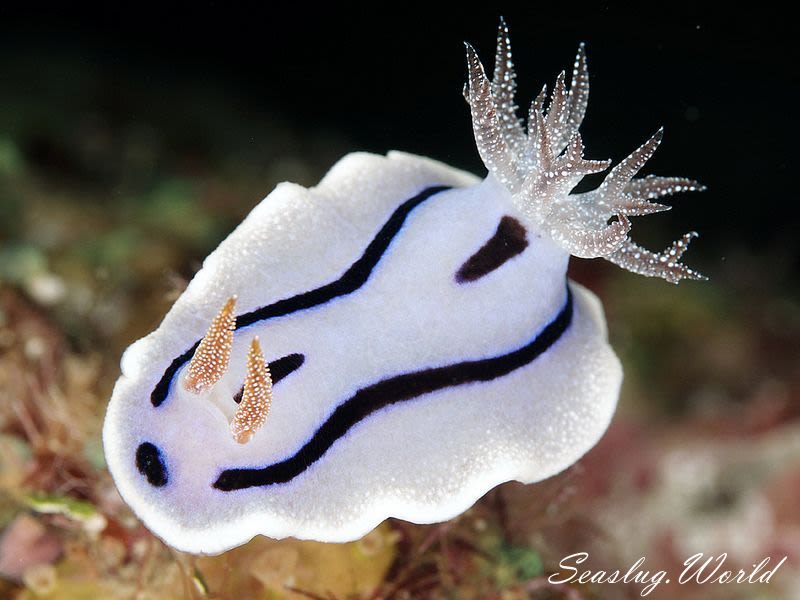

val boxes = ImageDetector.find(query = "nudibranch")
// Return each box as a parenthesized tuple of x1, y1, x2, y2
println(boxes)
(103, 21, 704, 554)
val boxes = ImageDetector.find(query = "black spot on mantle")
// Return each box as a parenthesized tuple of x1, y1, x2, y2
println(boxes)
(234, 353, 305, 403)
(136, 442, 168, 487)
(456, 216, 528, 283)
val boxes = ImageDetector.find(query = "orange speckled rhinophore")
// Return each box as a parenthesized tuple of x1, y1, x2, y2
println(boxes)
(184, 296, 237, 393)
(231, 337, 273, 444)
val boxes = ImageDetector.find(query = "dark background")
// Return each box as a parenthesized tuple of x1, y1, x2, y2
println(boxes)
(1, 3, 796, 282)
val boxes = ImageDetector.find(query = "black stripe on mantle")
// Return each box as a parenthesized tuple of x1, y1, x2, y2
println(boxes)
(150, 185, 452, 407)
(213, 286, 573, 491)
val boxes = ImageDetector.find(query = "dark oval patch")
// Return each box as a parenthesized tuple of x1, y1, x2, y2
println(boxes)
(456, 216, 528, 283)
(234, 353, 305, 403)
(136, 442, 168, 487)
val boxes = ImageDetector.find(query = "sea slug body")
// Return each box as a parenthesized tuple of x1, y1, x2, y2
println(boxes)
(103, 20, 703, 554)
